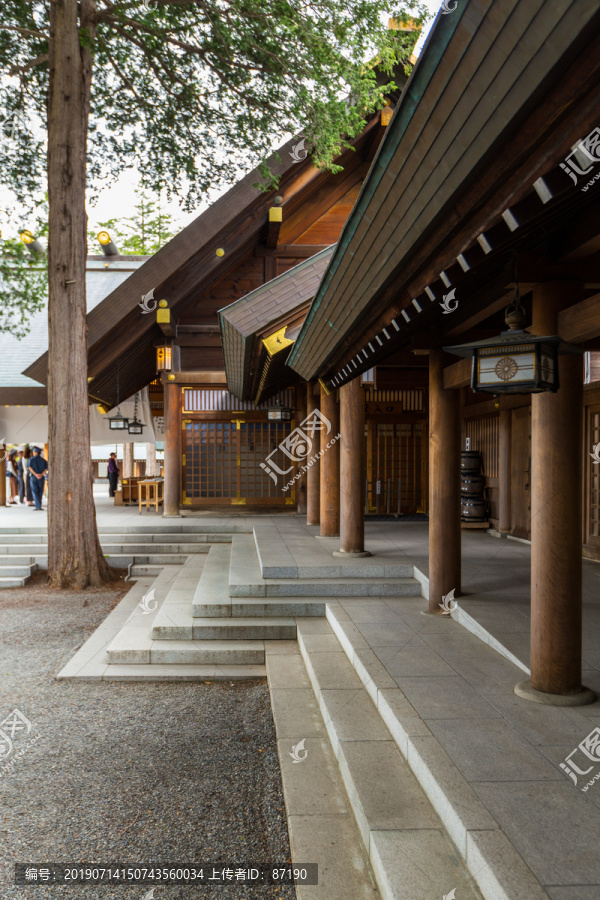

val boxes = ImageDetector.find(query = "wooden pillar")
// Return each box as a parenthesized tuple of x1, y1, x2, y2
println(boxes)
(163, 380, 182, 517)
(306, 382, 320, 525)
(498, 409, 512, 533)
(295, 384, 307, 515)
(521, 282, 594, 702)
(320, 385, 340, 536)
(123, 442, 134, 478)
(428, 350, 461, 613)
(0, 444, 5, 506)
(337, 378, 368, 555)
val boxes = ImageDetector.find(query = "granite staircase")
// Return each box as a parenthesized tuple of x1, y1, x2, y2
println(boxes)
(101, 530, 421, 679)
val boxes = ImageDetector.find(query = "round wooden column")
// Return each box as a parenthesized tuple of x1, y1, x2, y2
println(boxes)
(319, 385, 340, 536)
(306, 381, 320, 526)
(518, 282, 594, 703)
(295, 384, 307, 515)
(163, 379, 182, 518)
(428, 350, 461, 613)
(498, 409, 512, 533)
(336, 378, 368, 555)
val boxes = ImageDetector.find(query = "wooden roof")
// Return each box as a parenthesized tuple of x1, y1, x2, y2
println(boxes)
(219, 245, 335, 402)
(288, 0, 600, 387)
(24, 107, 394, 409)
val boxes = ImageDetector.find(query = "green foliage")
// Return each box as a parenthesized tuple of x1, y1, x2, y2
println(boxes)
(0, 208, 47, 338)
(87, 189, 179, 255)
(1, 0, 427, 213)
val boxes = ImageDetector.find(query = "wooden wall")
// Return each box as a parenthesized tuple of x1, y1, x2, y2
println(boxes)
(463, 414, 500, 526)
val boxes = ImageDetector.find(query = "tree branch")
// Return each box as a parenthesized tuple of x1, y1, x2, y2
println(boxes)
(8, 54, 49, 77)
(0, 25, 46, 38)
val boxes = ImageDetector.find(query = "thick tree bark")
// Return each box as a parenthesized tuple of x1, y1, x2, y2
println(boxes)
(47, 0, 109, 588)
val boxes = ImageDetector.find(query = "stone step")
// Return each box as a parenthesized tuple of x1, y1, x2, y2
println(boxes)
(102, 663, 266, 681)
(130, 564, 180, 577)
(322, 605, 549, 900)
(0, 563, 36, 578)
(107, 554, 191, 568)
(266, 641, 384, 900)
(109, 636, 265, 666)
(100, 532, 231, 542)
(230, 534, 418, 596)
(0, 555, 35, 565)
(295, 619, 484, 900)
(0, 575, 31, 587)
(102, 543, 210, 555)
(192, 617, 296, 641)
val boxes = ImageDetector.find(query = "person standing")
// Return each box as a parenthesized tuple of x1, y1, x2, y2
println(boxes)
(16, 449, 25, 504)
(6, 451, 18, 505)
(28, 447, 48, 511)
(107, 452, 120, 498)
(23, 447, 34, 505)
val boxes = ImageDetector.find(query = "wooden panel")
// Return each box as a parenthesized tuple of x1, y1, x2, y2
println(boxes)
(584, 402, 600, 551)
(464, 415, 499, 477)
(465, 414, 499, 522)
(511, 406, 531, 538)
(294, 186, 361, 245)
(558, 291, 600, 343)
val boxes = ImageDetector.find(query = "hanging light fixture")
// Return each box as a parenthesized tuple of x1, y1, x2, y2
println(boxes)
(444, 277, 583, 395)
(108, 360, 130, 430)
(156, 344, 173, 372)
(127, 392, 145, 435)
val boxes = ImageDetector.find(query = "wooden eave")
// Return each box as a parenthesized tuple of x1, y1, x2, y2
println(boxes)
(23, 116, 380, 409)
(219, 245, 335, 402)
(288, 0, 600, 388)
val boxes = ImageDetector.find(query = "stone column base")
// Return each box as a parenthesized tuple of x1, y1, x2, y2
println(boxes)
(514, 679, 596, 707)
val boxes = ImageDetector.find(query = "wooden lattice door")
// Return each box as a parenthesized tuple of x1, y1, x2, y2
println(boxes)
(183, 418, 294, 506)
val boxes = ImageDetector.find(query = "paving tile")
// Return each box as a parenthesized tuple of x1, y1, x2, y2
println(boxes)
(482, 690, 597, 747)
(287, 814, 380, 900)
(406, 734, 499, 854)
(341, 602, 407, 624)
(269, 688, 324, 738)
(298, 632, 345, 653)
(355, 620, 415, 646)
(375, 638, 457, 678)
(466, 828, 549, 900)
(267, 650, 312, 689)
(338, 739, 440, 843)
(294, 617, 333, 634)
(304, 649, 363, 691)
(377, 688, 432, 755)
(392, 674, 500, 720)
(370, 829, 484, 900)
(425, 716, 562, 783)
(352, 647, 397, 700)
(546, 888, 600, 899)
(319, 688, 391, 745)
(472, 780, 600, 885)
(277, 737, 351, 815)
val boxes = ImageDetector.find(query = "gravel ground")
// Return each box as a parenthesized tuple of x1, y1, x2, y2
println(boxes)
(0, 580, 295, 900)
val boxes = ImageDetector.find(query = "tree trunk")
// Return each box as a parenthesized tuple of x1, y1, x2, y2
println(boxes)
(47, 0, 109, 588)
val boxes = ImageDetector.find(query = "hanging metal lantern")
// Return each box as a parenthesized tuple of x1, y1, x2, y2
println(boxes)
(127, 392, 145, 435)
(444, 290, 582, 394)
(108, 359, 130, 429)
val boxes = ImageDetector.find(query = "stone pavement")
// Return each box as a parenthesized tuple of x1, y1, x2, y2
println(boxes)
(4, 496, 600, 898)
